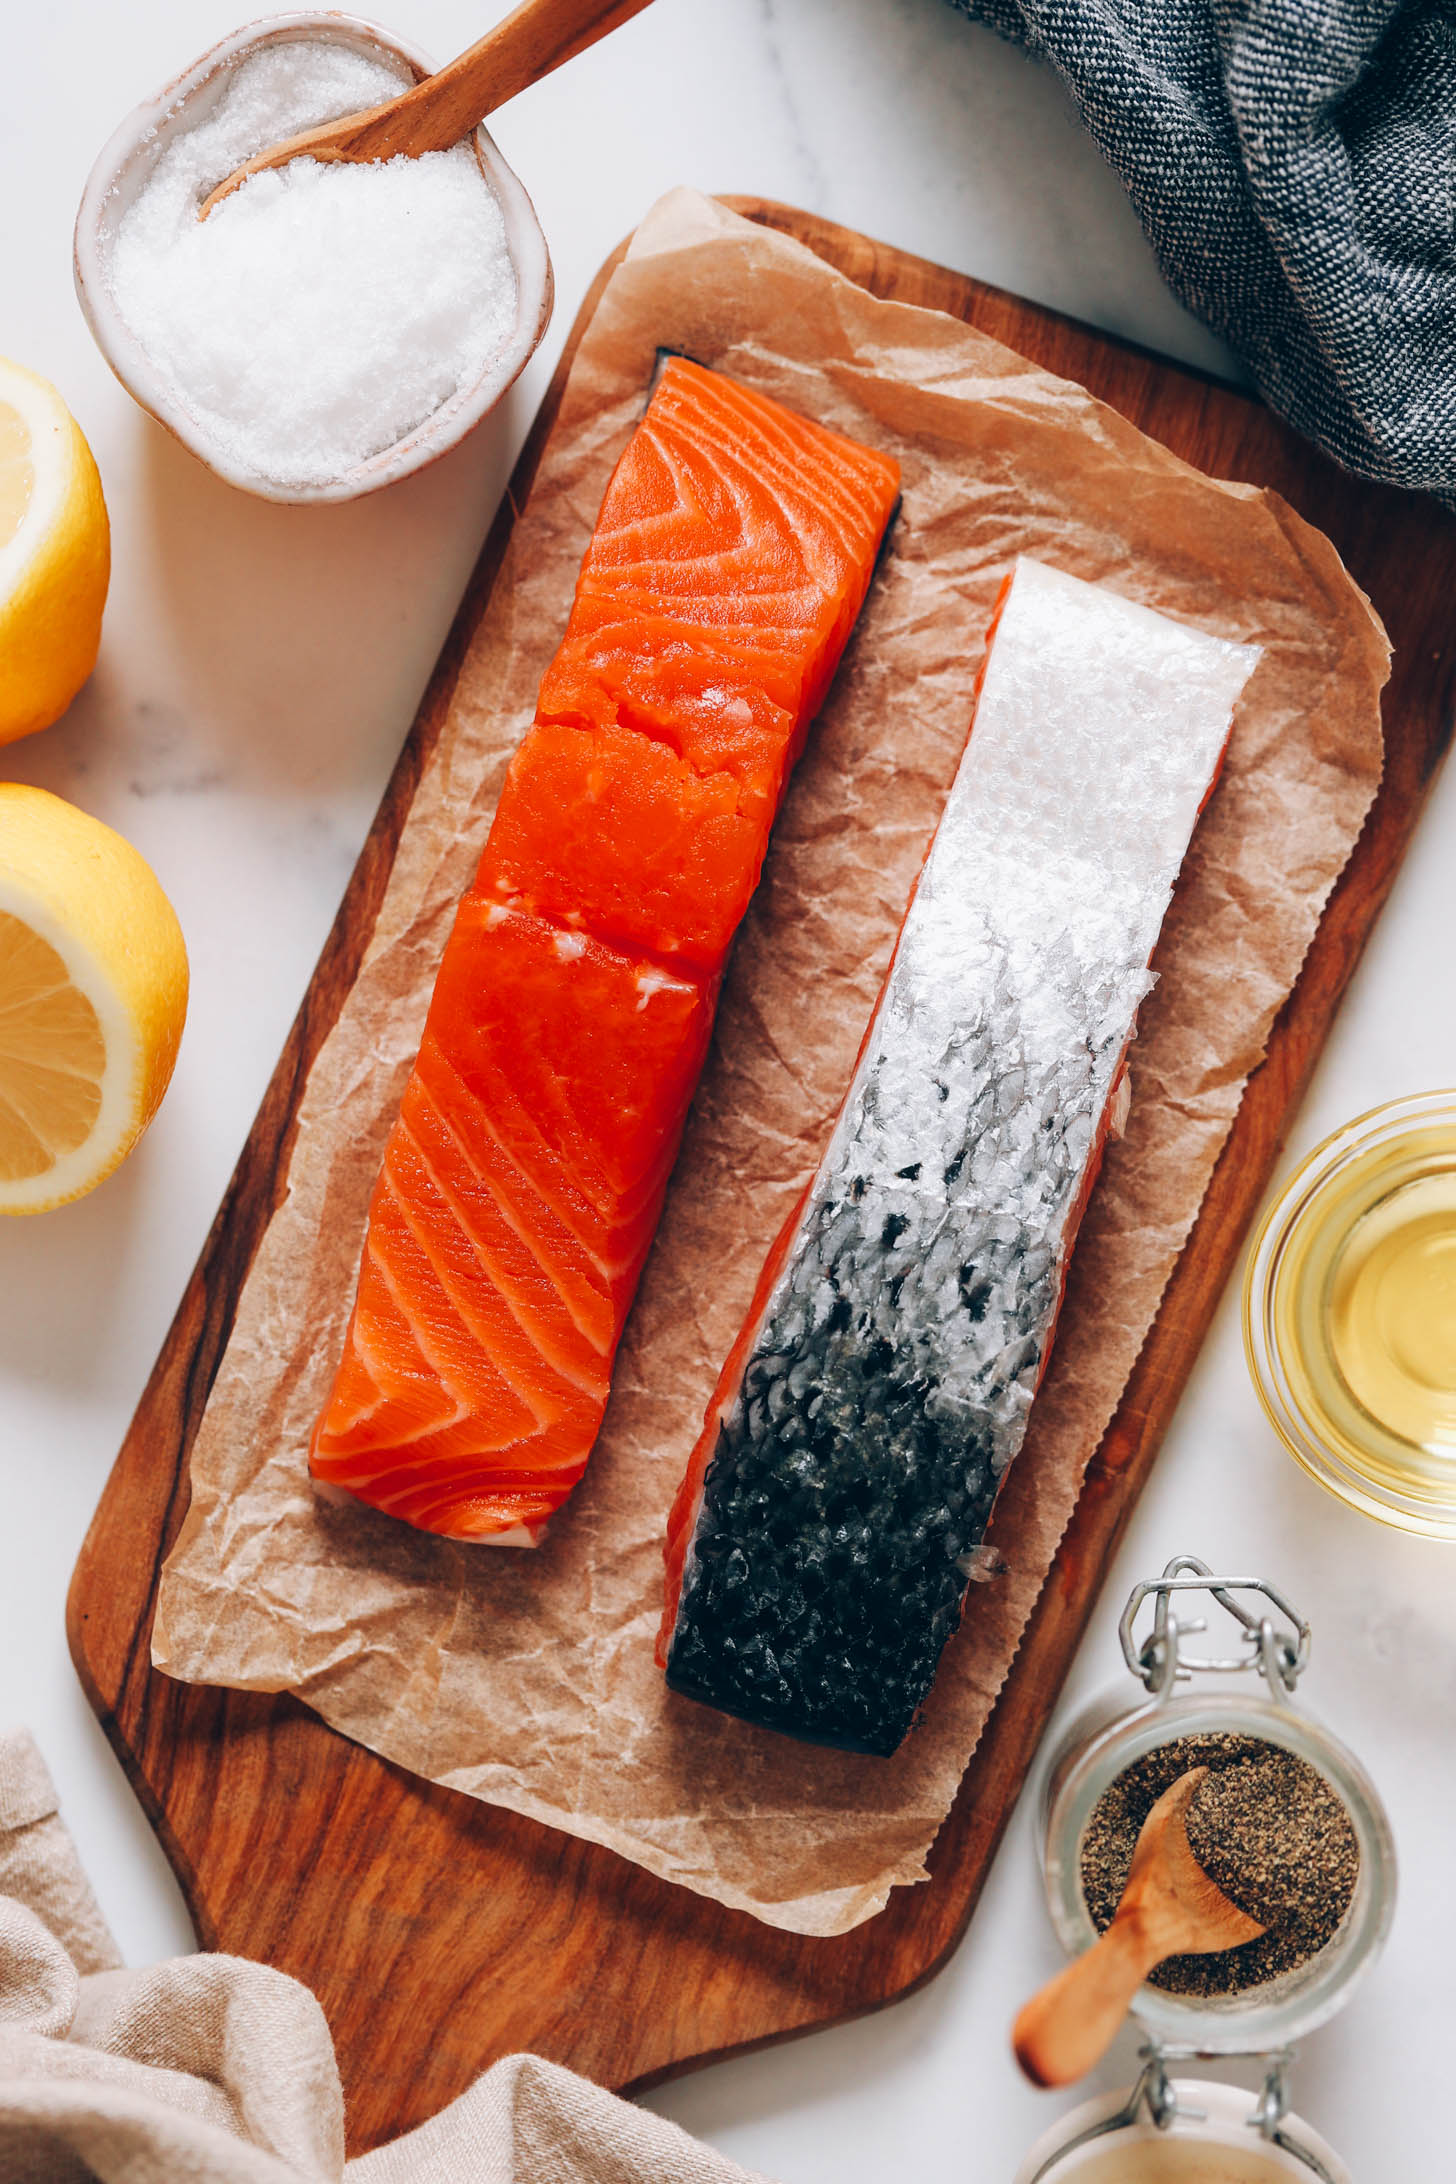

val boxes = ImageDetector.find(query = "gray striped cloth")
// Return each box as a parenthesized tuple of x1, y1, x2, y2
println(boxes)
(948, 0, 1456, 506)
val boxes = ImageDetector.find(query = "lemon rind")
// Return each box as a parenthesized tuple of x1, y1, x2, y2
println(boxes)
(0, 364, 77, 610)
(0, 359, 110, 747)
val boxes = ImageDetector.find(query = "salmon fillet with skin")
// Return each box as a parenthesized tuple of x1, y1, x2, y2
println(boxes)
(310, 359, 900, 1542)
(658, 559, 1260, 1754)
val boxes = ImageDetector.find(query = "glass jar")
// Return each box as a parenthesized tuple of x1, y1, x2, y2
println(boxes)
(1013, 2056, 1351, 2183)
(1038, 1558, 1396, 2064)
(1244, 1088, 1456, 1536)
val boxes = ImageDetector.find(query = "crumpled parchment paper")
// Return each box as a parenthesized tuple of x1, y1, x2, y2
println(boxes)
(152, 190, 1389, 1936)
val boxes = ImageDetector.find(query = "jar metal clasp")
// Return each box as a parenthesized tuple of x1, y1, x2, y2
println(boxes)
(1024, 2046, 1342, 2183)
(1118, 1554, 1311, 1706)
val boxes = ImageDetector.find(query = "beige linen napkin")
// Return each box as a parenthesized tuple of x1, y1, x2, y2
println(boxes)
(0, 1731, 768, 2184)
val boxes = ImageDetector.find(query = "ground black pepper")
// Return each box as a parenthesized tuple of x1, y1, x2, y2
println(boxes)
(1079, 1732, 1360, 1998)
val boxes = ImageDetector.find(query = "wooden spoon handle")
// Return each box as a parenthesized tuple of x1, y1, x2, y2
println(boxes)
(199, 0, 657, 214)
(1012, 1918, 1164, 2088)
(337, 0, 656, 161)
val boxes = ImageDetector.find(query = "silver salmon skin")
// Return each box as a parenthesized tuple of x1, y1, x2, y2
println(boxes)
(657, 558, 1260, 1755)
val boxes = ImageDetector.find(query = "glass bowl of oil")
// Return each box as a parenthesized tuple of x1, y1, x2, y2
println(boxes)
(1245, 1089, 1456, 1536)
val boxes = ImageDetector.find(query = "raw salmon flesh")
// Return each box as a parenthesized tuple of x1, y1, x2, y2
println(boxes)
(310, 359, 900, 1540)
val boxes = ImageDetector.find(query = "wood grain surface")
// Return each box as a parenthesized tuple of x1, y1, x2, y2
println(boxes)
(69, 200, 1456, 2155)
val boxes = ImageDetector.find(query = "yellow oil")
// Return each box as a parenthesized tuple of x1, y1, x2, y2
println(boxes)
(1273, 1124, 1456, 1499)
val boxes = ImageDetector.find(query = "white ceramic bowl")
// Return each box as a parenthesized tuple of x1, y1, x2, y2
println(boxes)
(73, 11, 553, 503)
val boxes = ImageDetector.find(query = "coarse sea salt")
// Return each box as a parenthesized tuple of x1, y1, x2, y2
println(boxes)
(105, 40, 519, 488)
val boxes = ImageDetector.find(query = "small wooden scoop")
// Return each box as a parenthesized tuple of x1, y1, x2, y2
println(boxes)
(200, 0, 655, 218)
(1013, 1767, 1266, 2088)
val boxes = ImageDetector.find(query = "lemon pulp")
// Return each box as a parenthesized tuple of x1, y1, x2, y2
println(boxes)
(0, 910, 105, 1182)
(0, 402, 33, 551)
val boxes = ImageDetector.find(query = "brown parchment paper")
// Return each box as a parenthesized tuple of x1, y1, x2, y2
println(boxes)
(153, 190, 1389, 1936)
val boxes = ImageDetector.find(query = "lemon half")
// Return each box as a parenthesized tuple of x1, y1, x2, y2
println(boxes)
(0, 785, 187, 1212)
(0, 358, 110, 745)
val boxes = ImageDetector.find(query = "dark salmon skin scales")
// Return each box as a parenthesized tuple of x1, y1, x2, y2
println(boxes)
(658, 561, 1259, 1754)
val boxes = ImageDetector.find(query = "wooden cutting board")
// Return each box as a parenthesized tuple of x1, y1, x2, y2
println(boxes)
(70, 200, 1456, 2155)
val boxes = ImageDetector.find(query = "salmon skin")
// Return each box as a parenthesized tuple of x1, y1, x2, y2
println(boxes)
(658, 560, 1260, 1755)
(310, 359, 900, 1542)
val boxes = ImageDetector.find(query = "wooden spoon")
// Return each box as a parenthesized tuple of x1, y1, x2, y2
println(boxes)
(1012, 1767, 1266, 2088)
(199, 0, 656, 218)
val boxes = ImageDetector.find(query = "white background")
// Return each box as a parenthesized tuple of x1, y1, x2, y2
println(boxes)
(4, 2, 1454, 2174)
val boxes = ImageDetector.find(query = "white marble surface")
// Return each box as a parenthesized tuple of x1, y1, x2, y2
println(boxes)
(2, 1, 1451, 2175)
